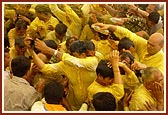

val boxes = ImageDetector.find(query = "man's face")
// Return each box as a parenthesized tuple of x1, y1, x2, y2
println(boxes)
(146, 4, 156, 13)
(15, 45, 27, 55)
(99, 76, 113, 86)
(147, 36, 162, 55)
(143, 71, 163, 92)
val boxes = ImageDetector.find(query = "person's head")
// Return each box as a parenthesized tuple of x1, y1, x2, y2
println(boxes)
(16, 4, 31, 15)
(96, 60, 114, 86)
(43, 40, 57, 58)
(15, 37, 27, 55)
(146, 4, 159, 13)
(55, 23, 67, 41)
(146, 12, 160, 27)
(136, 31, 149, 40)
(118, 37, 135, 54)
(44, 40, 57, 49)
(119, 51, 134, 68)
(15, 19, 28, 36)
(69, 40, 87, 58)
(141, 67, 163, 92)
(11, 56, 31, 77)
(147, 33, 164, 55)
(85, 40, 95, 56)
(92, 92, 116, 111)
(4, 48, 11, 69)
(65, 36, 78, 53)
(44, 81, 64, 104)
(35, 4, 51, 22)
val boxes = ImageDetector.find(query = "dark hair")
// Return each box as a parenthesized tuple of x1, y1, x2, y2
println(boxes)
(11, 56, 31, 77)
(118, 37, 134, 52)
(15, 37, 25, 48)
(85, 40, 95, 51)
(44, 81, 64, 104)
(92, 92, 116, 111)
(148, 12, 160, 24)
(44, 40, 57, 50)
(120, 51, 134, 65)
(96, 60, 114, 79)
(98, 32, 109, 40)
(110, 32, 120, 40)
(15, 19, 28, 30)
(4, 47, 10, 53)
(55, 23, 67, 35)
(69, 40, 86, 54)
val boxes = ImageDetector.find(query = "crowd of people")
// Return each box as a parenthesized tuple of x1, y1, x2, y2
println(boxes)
(3, 3, 165, 112)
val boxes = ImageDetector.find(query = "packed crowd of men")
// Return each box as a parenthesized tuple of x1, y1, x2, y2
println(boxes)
(3, 3, 165, 111)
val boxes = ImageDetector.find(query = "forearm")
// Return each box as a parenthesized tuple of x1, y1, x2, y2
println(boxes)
(108, 25, 117, 32)
(113, 64, 122, 84)
(30, 49, 45, 70)
(103, 5, 119, 17)
(121, 64, 132, 74)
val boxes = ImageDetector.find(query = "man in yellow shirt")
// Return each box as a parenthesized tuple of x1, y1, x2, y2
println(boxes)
(87, 50, 124, 111)
(27, 4, 59, 40)
(92, 23, 164, 75)
(123, 67, 164, 111)
(8, 19, 28, 47)
(24, 38, 99, 111)
(49, 4, 82, 38)
(9, 37, 31, 60)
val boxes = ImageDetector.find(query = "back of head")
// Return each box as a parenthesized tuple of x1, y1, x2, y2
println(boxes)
(118, 37, 134, 52)
(92, 92, 116, 111)
(44, 81, 64, 104)
(148, 12, 160, 24)
(85, 40, 95, 51)
(55, 22, 67, 35)
(11, 56, 31, 77)
(96, 60, 114, 79)
(69, 40, 87, 55)
(44, 40, 57, 50)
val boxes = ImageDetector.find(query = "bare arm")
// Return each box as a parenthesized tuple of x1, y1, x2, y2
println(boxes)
(91, 23, 117, 33)
(127, 4, 149, 18)
(24, 35, 46, 70)
(109, 50, 122, 84)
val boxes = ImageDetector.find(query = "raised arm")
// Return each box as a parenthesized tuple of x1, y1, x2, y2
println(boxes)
(109, 50, 122, 84)
(24, 35, 46, 69)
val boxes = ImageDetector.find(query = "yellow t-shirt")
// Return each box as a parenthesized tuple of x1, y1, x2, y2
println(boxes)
(95, 39, 113, 60)
(8, 28, 26, 48)
(49, 4, 82, 37)
(129, 84, 157, 111)
(114, 26, 164, 74)
(122, 71, 140, 90)
(9, 47, 31, 59)
(79, 24, 95, 40)
(41, 61, 97, 111)
(87, 81, 124, 110)
(27, 16, 59, 38)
